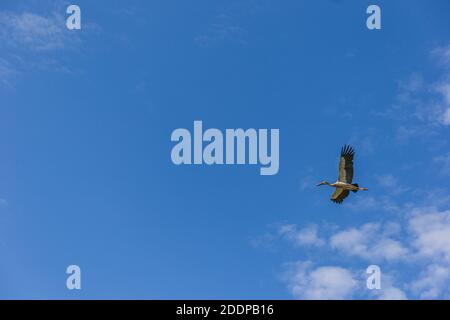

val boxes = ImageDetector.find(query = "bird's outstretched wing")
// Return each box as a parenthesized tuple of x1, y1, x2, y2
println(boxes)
(331, 188, 350, 204)
(338, 145, 354, 183)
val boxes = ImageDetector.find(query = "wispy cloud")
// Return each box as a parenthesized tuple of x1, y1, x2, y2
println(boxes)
(434, 152, 450, 176)
(0, 9, 68, 87)
(377, 286, 407, 300)
(0, 5, 98, 88)
(283, 261, 408, 300)
(0, 11, 73, 51)
(283, 261, 358, 300)
(375, 44, 450, 143)
(195, 0, 269, 47)
(279, 224, 325, 247)
(330, 222, 409, 262)
(373, 273, 407, 300)
(298, 167, 316, 191)
(375, 174, 409, 195)
(432, 44, 450, 67)
(409, 263, 450, 299)
(343, 194, 402, 213)
(195, 13, 247, 47)
(408, 207, 450, 263)
(0, 58, 19, 88)
(275, 205, 450, 299)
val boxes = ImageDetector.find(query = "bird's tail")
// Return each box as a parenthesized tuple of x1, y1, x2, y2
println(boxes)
(351, 183, 359, 193)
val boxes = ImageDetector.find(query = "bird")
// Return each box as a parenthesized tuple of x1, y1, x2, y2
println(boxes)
(317, 145, 368, 204)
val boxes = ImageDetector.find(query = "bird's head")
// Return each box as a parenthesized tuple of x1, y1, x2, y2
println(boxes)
(316, 181, 329, 186)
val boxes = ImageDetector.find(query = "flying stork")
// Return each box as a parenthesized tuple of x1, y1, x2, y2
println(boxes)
(317, 145, 368, 204)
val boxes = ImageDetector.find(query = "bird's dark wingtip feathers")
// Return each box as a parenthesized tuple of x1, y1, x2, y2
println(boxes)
(340, 144, 355, 158)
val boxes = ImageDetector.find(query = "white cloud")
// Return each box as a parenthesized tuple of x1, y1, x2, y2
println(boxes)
(283, 261, 410, 300)
(382, 44, 450, 138)
(0, 58, 18, 88)
(285, 262, 357, 300)
(434, 152, 450, 176)
(0, 10, 69, 87)
(408, 207, 450, 262)
(375, 174, 409, 195)
(0, 11, 71, 51)
(432, 82, 450, 126)
(409, 264, 450, 299)
(344, 194, 403, 213)
(279, 224, 325, 247)
(420, 188, 450, 208)
(432, 44, 450, 67)
(367, 272, 408, 300)
(0, 7, 98, 87)
(398, 73, 424, 94)
(376, 174, 398, 188)
(279, 206, 450, 299)
(330, 224, 373, 257)
(432, 45, 450, 126)
(325, 207, 450, 265)
(436, 83, 450, 105)
(442, 108, 450, 125)
(378, 287, 407, 300)
(330, 223, 409, 262)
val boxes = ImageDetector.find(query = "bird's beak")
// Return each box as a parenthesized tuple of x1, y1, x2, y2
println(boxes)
(317, 182, 324, 186)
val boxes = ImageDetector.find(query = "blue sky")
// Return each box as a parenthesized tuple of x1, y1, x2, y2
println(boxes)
(1, 0, 450, 299)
